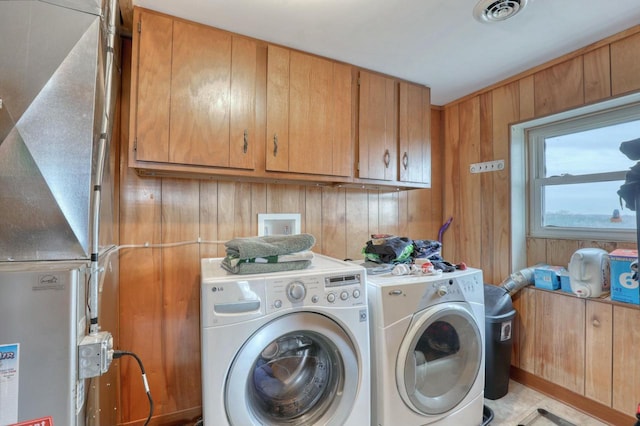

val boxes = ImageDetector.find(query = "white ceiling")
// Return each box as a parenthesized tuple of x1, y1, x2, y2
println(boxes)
(132, 0, 640, 106)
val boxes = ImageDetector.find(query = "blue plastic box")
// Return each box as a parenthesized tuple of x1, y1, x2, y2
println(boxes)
(559, 270, 572, 293)
(610, 249, 639, 305)
(534, 265, 565, 290)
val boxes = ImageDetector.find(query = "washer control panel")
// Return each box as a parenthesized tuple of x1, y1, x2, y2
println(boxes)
(266, 271, 365, 312)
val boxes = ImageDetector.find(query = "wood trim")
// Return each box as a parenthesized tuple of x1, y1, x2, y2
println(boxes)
(510, 367, 634, 426)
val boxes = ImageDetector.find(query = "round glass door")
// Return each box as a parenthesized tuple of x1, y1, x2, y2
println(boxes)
(397, 303, 482, 415)
(225, 312, 359, 425)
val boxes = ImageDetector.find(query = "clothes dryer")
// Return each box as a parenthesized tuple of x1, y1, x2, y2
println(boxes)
(201, 254, 370, 426)
(367, 268, 485, 426)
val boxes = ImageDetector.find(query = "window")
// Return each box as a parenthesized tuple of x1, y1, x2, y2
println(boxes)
(527, 103, 640, 240)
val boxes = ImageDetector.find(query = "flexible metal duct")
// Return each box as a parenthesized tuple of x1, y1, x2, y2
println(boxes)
(0, 0, 118, 262)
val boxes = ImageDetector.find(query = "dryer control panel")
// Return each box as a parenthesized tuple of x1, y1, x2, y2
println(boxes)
(266, 272, 366, 313)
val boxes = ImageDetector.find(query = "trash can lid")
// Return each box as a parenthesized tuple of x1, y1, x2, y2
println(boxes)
(484, 283, 514, 316)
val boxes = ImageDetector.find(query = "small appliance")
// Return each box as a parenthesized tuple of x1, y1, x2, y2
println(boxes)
(568, 248, 610, 298)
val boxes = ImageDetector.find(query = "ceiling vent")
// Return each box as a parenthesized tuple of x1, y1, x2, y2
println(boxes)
(473, 0, 529, 23)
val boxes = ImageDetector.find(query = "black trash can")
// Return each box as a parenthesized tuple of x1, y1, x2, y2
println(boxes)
(483, 284, 516, 400)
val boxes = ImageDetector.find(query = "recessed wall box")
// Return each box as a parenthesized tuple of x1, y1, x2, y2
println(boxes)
(258, 213, 301, 236)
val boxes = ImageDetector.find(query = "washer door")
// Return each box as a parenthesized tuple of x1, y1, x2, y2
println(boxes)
(225, 312, 359, 425)
(397, 302, 482, 415)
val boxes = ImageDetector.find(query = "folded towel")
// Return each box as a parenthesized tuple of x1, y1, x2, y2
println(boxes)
(221, 258, 312, 275)
(225, 234, 316, 259)
(225, 250, 315, 268)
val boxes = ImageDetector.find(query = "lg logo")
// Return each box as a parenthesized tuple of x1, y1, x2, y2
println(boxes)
(619, 272, 638, 289)
(211, 286, 224, 292)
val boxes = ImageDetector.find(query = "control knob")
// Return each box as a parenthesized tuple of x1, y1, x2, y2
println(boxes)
(287, 281, 307, 302)
(437, 285, 449, 297)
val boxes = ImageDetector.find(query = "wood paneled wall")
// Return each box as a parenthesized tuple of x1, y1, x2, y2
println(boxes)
(117, 40, 443, 425)
(443, 26, 640, 285)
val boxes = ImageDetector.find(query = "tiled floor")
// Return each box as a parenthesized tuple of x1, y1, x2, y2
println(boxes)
(484, 381, 608, 426)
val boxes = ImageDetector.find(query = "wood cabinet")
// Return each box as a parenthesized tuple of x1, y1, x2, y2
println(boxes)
(533, 290, 585, 394)
(399, 82, 431, 185)
(612, 305, 640, 414)
(131, 9, 256, 169)
(358, 70, 397, 181)
(513, 287, 640, 416)
(585, 300, 612, 406)
(266, 45, 353, 177)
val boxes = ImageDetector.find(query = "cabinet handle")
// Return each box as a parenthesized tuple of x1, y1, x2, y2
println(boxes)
(592, 319, 601, 328)
(243, 129, 248, 154)
(273, 134, 278, 156)
(402, 152, 408, 169)
(383, 149, 390, 168)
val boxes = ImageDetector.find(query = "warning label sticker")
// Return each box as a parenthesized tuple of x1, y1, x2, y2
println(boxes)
(12, 416, 54, 426)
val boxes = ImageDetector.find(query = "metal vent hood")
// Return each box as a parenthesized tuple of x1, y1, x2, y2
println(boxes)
(0, 0, 118, 262)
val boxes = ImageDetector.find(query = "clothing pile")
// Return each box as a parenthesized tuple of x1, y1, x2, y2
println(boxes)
(362, 235, 461, 272)
(221, 233, 316, 274)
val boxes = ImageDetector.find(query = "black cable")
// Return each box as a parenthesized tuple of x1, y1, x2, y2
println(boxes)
(114, 350, 153, 426)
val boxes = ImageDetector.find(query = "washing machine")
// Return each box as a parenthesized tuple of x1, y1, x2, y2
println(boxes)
(367, 267, 485, 426)
(200, 254, 370, 426)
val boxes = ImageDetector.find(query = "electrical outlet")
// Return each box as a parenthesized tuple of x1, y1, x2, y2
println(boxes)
(78, 331, 113, 379)
(470, 160, 505, 174)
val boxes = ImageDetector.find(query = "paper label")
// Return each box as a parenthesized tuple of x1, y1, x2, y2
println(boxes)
(12, 416, 53, 426)
(0, 343, 20, 425)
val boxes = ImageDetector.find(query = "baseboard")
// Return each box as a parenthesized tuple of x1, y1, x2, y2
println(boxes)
(510, 367, 635, 426)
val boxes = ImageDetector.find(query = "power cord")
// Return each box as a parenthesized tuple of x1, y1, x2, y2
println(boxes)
(113, 350, 153, 426)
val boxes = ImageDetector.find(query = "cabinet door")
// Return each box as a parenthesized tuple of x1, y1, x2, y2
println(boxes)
(134, 11, 173, 163)
(229, 36, 257, 170)
(534, 291, 585, 394)
(585, 300, 612, 406)
(266, 48, 353, 176)
(399, 82, 430, 184)
(289, 53, 352, 176)
(170, 21, 231, 167)
(358, 71, 397, 181)
(289, 52, 334, 175)
(612, 305, 640, 414)
(266, 45, 290, 172)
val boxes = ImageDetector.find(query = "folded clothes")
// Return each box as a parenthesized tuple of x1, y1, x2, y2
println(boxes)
(225, 250, 314, 268)
(225, 234, 316, 259)
(221, 258, 312, 274)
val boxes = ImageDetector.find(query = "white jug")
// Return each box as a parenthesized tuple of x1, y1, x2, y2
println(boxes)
(568, 248, 610, 298)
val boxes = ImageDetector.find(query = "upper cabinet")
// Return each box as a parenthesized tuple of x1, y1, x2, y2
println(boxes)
(357, 70, 397, 181)
(129, 8, 431, 188)
(266, 45, 353, 177)
(399, 82, 431, 185)
(131, 9, 256, 170)
(358, 72, 431, 187)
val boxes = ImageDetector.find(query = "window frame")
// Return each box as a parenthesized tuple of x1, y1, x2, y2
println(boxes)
(527, 102, 640, 241)
(510, 93, 640, 272)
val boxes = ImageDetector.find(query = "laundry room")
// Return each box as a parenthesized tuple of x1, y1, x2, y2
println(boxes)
(2, 0, 640, 425)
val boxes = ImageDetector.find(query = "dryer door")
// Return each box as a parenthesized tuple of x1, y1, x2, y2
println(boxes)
(397, 302, 482, 415)
(225, 312, 359, 425)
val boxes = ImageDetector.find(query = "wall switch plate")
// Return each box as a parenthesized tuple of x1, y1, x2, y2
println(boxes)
(470, 160, 505, 173)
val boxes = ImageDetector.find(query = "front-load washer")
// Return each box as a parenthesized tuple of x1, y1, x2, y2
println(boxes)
(367, 268, 485, 426)
(201, 254, 370, 426)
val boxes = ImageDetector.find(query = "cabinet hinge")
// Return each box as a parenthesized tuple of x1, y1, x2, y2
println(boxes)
(137, 21, 142, 33)
(357, 77, 361, 86)
(356, 162, 360, 171)
(133, 137, 137, 152)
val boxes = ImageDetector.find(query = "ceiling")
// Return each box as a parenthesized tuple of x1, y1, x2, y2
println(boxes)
(122, 0, 640, 106)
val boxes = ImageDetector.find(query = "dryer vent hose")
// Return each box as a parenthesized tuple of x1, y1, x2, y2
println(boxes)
(499, 267, 536, 297)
